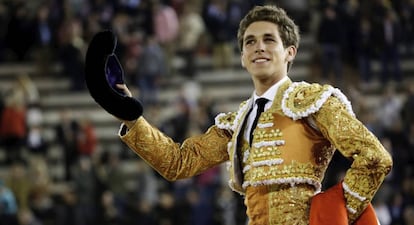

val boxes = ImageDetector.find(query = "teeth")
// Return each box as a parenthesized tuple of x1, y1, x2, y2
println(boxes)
(254, 59, 268, 63)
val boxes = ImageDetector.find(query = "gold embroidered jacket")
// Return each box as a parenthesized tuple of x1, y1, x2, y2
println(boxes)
(119, 78, 392, 224)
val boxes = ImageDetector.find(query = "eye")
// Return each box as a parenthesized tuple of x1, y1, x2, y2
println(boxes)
(245, 39, 255, 46)
(264, 37, 275, 43)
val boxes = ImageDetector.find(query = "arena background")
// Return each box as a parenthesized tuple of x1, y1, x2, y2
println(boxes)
(0, 0, 413, 225)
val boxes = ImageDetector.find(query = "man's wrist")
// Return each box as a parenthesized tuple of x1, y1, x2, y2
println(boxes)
(122, 119, 137, 129)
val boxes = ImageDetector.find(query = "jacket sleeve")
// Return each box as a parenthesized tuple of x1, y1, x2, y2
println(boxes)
(119, 117, 231, 181)
(312, 96, 392, 223)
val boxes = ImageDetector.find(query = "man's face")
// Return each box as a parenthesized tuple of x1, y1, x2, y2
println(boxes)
(241, 21, 296, 82)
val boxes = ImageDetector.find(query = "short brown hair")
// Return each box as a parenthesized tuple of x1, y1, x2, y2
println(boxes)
(237, 5, 300, 52)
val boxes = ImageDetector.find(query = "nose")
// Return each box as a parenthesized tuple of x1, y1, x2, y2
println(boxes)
(255, 40, 265, 53)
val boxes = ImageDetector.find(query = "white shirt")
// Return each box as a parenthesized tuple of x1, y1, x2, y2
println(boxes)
(244, 76, 288, 142)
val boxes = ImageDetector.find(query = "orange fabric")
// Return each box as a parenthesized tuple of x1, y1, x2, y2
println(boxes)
(354, 204, 378, 225)
(245, 186, 269, 225)
(309, 182, 378, 225)
(267, 113, 331, 165)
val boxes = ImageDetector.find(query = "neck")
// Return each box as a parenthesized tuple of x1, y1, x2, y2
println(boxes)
(254, 75, 287, 96)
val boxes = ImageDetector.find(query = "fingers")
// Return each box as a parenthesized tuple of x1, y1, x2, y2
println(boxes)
(116, 84, 132, 97)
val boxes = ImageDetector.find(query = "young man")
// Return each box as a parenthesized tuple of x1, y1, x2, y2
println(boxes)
(85, 5, 392, 225)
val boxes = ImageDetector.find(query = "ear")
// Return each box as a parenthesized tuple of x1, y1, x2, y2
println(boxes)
(285, 46, 297, 62)
(240, 51, 245, 68)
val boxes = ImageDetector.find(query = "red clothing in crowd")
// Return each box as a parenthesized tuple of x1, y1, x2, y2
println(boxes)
(0, 106, 26, 140)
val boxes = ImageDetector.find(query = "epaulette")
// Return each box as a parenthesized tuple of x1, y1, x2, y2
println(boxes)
(281, 82, 355, 120)
(215, 100, 249, 131)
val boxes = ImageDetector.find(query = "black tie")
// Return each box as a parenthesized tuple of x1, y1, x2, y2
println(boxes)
(250, 98, 268, 146)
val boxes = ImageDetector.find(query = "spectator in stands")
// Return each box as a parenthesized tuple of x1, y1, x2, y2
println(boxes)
(317, 4, 344, 86)
(32, 4, 55, 76)
(372, 193, 392, 225)
(88, 0, 116, 29)
(151, 0, 179, 75)
(192, 166, 221, 225)
(400, 81, 414, 132)
(216, 186, 237, 225)
(202, 0, 238, 69)
(128, 160, 158, 225)
(403, 204, 414, 225)
(6, 162, 31, 211)
(337, 0, 361, 66)
(132, 160, 159, 209)
(57, 18, 87, 91)
(153, 191, 180, 225)
(17, 74, 48, 158)
(160, 97, 191, 143)
(195, 97, 217, 132)
(399, 0, 414, 57)
(110, 12, 132, 64)
(372, 8, 403, 85)
(27, 158, 54, 225)
(136, 35, 167, 107)
(54, 188, 77, 225)
(5, 1, 35, 61)
(16, 208, 42, 225)
(99, 151, 129, 219)
(0, 2, 8, 62)
(355, 16, 374, 87)
(54, 109, 80, 181)
(122, 30, 144, 85)
(176, 3, 206, 77)
(0, 179, 19, 225)
(26, 125, 48, 158)
(72, 156, 100, 225)
(0, 79, 27, 164)
(387, 192, 405, 224)
(277, 0, 311, 34)
(76, 117, 97, 158)
(406, 123, 414, 165)
(98, 190, 123, 225)
(375, 85, 404, 133)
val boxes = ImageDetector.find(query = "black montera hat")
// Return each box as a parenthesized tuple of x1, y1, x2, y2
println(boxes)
(84, 30, 143, 121)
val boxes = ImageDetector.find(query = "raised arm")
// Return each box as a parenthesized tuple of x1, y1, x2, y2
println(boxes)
(119, 118, 230, 180)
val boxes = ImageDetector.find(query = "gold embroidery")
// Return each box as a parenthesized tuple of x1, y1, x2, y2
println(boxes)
(260, 111, 274, 123)
(283, 82, 330, 114)
(244, 161, 321, 183)
(215, 111, 237, 130)
(268, 184, 313, 225)
(121, 117, 230, 181)
(313, 96, 392, 222)
(245, 184, 314, 225)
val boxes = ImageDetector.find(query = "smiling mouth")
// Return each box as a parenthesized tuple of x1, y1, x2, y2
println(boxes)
(253, 58, 270, 63)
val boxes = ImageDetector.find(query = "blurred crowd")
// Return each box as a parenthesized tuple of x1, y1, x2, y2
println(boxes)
(0, 0, 413, 225)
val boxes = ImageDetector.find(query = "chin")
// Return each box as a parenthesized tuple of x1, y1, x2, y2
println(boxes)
(252, 72, 273, 80)
(250, 67, 272, 75)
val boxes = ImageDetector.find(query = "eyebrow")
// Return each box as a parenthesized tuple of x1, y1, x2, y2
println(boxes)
(263, 33, 276, 38)
(244, 33, 276, 42)
(244, 34, 255, 42)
